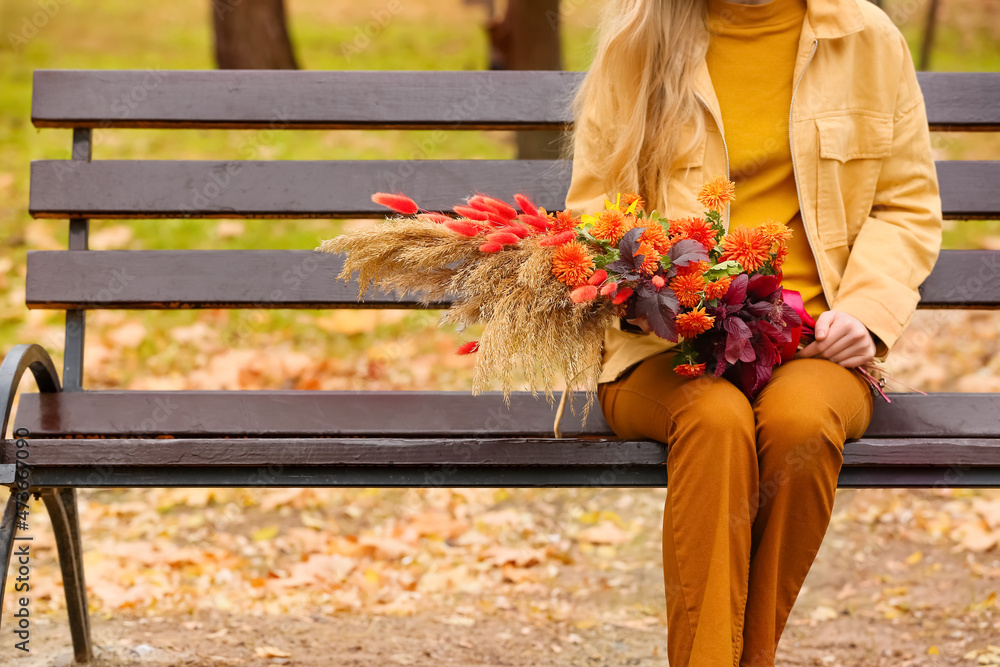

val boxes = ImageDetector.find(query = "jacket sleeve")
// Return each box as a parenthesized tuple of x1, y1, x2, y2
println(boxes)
(830, 32, 943, 360)
(563, 107, 614, 215)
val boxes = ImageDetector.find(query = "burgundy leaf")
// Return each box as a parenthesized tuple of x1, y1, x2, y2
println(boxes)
(668, 238, 710, 268)
(722, 273, 749, 306)
(636, 282, 679, 342)
(747, 273, 782, 299)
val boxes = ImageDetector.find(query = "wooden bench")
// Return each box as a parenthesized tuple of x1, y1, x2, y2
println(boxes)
(2, 69, 999, 663)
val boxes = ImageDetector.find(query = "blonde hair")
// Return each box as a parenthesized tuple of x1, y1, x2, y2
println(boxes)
(560, 0, 709, 213)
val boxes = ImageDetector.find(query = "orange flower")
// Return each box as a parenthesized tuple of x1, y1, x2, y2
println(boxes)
(553, 209, 579, 233)
(651, 275, 666, 289)
(640, 224, 673, 254)
(705, 275, 734, 300)
(634, 241, 661, 275)
(772, 244, 789, 271)
(675, 307, 715, 339)
(670, 216, 718, 251)
(620, 193, 646, 211)
(677, 260, 710, 278)
(720, 226, 771, 272)
(675, 362, 707, 378)
(759, 219, 792, 248)
(591, 208, 634, 244)
(552, 241, 595, 286)
(670, 272, 705, 308)
(697, 176, 736, 212)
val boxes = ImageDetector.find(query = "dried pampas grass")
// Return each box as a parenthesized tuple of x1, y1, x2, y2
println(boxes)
(317, 216, 615, 421)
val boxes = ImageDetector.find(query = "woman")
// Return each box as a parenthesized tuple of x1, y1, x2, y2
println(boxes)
(562, 0, 942, 664)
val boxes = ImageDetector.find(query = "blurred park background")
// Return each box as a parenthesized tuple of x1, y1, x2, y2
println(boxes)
(1, 0, 1000, 664)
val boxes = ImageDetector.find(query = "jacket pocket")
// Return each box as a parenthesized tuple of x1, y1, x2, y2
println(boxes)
(814, 112, 894, 248)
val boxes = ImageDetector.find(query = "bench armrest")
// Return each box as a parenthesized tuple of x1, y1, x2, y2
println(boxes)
(0, 343, 61, 476)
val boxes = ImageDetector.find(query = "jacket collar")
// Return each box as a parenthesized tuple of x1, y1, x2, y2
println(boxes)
(692, 0, 865, 127)
(801, 0, 866, 40)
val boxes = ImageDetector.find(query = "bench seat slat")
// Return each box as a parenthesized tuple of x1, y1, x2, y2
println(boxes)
(28, 159, 998, 219)
(19, 463, 1000, 489)
(29, 70, 1000, 130)
(13, 391, 1000, 439)
(4, 437, 1000, 469)
(24, 249, 1000, 309)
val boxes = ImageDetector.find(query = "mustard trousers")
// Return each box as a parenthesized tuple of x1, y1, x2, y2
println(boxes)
(597, 352, 873, 667)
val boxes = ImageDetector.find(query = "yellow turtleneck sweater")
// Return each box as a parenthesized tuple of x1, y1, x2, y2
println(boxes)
(705, 0, 828, 320)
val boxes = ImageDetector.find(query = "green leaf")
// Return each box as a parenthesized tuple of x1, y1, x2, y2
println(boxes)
(704, 260, 743, 280)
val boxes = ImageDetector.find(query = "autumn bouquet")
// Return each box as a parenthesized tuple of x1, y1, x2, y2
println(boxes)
(316, 175, 800, 416)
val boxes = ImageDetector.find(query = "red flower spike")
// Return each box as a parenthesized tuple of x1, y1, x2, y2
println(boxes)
(477, 195, 518, 220)
(456, 340, 480, 355)
(444, 220, 482, 237)
(371, 192, 419, 215)
(417, 212, 453, 224)
(484, 211, 513, 227)
(467, 195, 495, 213)
(453, 205, 490, 221)
(485, 231, 520, 245)
(588, 269, 608, 286)
(521, 213, 553, 230)
(600, 282, 618, 296)
(504, 224, 532, 239)
(479, 241, 504, 253)
(570, 285, 599, 304)
(514, 193, 539, 215)
(612, 287, 634, 305)
(539, 230, 576, 247)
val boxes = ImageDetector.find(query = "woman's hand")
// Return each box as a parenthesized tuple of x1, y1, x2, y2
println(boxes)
(626, 316, 651, 332)
(795, 310, 876, 367)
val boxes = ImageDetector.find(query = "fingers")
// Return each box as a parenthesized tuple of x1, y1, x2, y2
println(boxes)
(626, 317, 651, 333)
(795, 310, 877, 366)
(813, 310, 836, 341)
(796, 341, 820, 358)
(833, 354, 871, 368)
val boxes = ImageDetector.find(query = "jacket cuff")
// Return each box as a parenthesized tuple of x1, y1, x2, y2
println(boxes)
(830, 293, 900, 361)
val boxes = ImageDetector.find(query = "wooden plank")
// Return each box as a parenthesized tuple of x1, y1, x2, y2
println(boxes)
(30, 70, 1000, 130)
(4, 436, 1000, 469)
(32, 70, 577, 130)
(28, 159, 997, 219)
(20, 464, 1000, 489)
(13, 390, 1000, 439)
(28, 159, 573, 219)
(25, 249, 1000, 309)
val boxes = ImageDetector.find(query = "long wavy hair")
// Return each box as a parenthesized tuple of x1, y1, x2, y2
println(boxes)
(559, 0, 710, 213)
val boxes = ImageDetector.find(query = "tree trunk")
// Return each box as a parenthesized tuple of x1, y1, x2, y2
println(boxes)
(212, 0, 299, 70)
(487, 0, 564, 159)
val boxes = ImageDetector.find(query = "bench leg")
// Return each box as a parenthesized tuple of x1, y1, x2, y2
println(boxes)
(41, 488, 92, 664)
(0, 490, 19, 616)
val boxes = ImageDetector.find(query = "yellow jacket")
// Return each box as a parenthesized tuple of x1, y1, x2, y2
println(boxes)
(564, 0, 943, 384)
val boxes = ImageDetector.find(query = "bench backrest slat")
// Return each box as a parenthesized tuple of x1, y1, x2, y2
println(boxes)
(22, 249, 1000, 309)
(30, 70, 1000, 131)
(27, 159, 1000, 220)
